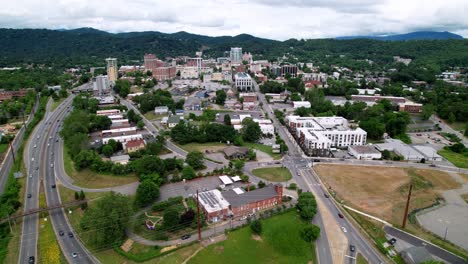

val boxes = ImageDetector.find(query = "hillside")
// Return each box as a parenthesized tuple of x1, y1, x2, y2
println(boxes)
(336, 31, 464, 41)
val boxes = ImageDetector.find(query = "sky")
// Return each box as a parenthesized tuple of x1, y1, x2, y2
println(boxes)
(1, 0, 468, 40)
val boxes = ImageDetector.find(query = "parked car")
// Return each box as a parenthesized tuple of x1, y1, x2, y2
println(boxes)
(68, 232, 74, 238)
(51, 184, 56, 189)
(338, 213, 344, 219)
(72, 252, 78, 258)
(59, 230, 64, 236)
(181, 234, 191, 240)
(388, 238, 397, 245)
(27, 194, 32, 198)
(429, 164, 437, 167)
(313, 159, 321, 162)
(324, 193, 329, 198)
(350, 245, 356, 252)
(28, 256, 35, 264)
(341, 226, 347, 233)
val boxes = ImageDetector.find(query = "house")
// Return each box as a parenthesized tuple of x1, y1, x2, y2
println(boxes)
(154, 106, 169, 115)
(124, 139, 146, 153)
(110, 155, 130, 165)
(226, 89, 236, 98)
(222, 146, 250, 159)
(175, 109, 184, 116)
(167, 115, 183, 128)
(292, 101, 311, 109)
(400, 247, 433, 264)
(184, 97, 202, 111)
(304, 80, 322, 89)
(348, 145, 382, 160)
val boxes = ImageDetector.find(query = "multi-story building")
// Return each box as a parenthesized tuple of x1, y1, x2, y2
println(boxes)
(281, 65, 298, 78)
(398, 102, 423, 113)
(230, 47, 242, 64)
(93, 75, 110, 96)
(286, 116, 367, 156)
(186, 57, 203, 69)
(234, 72, 253, 91)
(242, 52, 253, 64)
(144, 54, 164, 70)
(153, 66, 176, 81)
(198, 184, 283, 222)
(105, 58, 118, 83)
(239, 92, 257, 102)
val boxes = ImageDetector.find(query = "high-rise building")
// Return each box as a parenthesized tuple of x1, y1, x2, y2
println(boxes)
(105, 58, 118, 83)
(230, 47, 242, 64)
(144, 54, 164, 71)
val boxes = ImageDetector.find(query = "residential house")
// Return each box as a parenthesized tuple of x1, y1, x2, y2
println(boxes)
(124, 139, 146, 153)
(222, 146, 250, 159)
(167, 115, 183, 128)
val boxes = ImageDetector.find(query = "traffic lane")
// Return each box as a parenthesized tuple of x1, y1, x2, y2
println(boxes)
(384, 226, 466, 264)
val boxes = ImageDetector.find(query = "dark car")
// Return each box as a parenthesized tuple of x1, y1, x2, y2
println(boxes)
(338, 213, 344, 219)
(350, 245, 356, 252)
(28, 256, 35, 264)
(324, 193, 329, 198)
(68, 232, 74, 238)
(59, 230, 64, 236)
(388, 238, 397, 245)
(181, 234, 191, 240)
(27, 194, 32, 198)
(51, 184, 56, 189)
(313, 159, 321, 162)
(429, 164, 437, 167)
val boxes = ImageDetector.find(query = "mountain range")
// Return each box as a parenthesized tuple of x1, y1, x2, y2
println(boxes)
(336, 31, 463, 41)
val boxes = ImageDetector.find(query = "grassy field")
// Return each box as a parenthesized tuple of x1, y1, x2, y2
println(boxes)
(314, 165, 461, 225)
(51, 97, 66, 112)
(58, 185, 108, 204)
(447, 121, 467, 133)
(38, 192, 66, 263)
(188, 211, 316, 264)
(0, 143, 8, 154)
(356, 253, 369, 264)
(177, 142, 228, 153)
(243, 142, 282, 160)
(438, 148, 468, 168)
(252, 167, 292, 182)
(63, 146, 138, 188)
(144, 112, 168, 121)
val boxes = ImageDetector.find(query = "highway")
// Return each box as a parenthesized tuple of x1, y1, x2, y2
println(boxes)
(253, 79, 386, 264)
(19, 99, 53, 264)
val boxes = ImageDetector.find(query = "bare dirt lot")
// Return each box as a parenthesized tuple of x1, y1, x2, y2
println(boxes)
(314, 164, 461, 224)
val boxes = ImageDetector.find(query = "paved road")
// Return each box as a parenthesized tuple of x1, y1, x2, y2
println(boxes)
(44, 94, 99, 263)
(0, 96, 39, 194)
(430, 115, 467, 147)
(19, 98, 54, 264)
(384, 226, 466, 264)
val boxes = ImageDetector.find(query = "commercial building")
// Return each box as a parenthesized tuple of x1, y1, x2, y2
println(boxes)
(292, 101, 311, 109)
(102, 134, 143, 144)
(281, 65, 298, 78)
(376, 139, 443, 161)
(105, 58, 118, 83)
(265, 93, 286, 103)
(101, 127, 137, 137)
(348, 145, 382, 160)
(0, 88, 32, 101)
(144, 54, 164, 70)
(144, 54, 176, 81)
(93, 75, 110, 96)
(230, 47, 242, 64)
(222, 146, 250, 159)
(111, 119, 130, 129)
(399, 102, 423, 113)
(234, 72, 253, 91)
(287, 116, 367, 156)
(186, 57, 203, 69)
(198, 184, 283, 222)
(96, 109, 121, 116)
(351, 95, 406, 105)
(239, 92, 257, 102)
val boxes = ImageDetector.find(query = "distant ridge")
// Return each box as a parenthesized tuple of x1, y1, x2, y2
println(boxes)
(336, 31, 463, 41)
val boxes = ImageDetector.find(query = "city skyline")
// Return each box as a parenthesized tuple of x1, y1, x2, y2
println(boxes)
(1, 0, 467, 40)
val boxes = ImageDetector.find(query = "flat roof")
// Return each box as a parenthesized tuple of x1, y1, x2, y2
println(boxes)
(231, 176, 241, 182)
(111, 119, 129, 123)
(198, 189, 230, 213)
(223, 184, 280, 208)
(102, 127, 137, 134)
(219, 175, 233, 185)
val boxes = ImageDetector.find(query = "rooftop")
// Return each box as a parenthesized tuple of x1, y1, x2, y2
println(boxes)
(198, 189, 230, 213)
(349, 145, 380, 154)
(223, 184, 280, 208)
(125, 139, 145, 149)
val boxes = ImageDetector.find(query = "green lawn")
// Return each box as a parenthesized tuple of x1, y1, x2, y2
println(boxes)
(356, 254, 368, 264)
(38, 193, 66, 264)
(243, 142, 282, 160)
(177, 142, 228, 153)
(51, 97, 66, 112)
(0, 143, 8, 154)
(63, 146, 138, 188)
(438, 148, 468, 169)
(252, 167, 292, 182)
(189, 211, 316, 264)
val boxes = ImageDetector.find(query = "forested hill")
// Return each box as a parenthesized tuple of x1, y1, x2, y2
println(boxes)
(0, 28, 468, 68)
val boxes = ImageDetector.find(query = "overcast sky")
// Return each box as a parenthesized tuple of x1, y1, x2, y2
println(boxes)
(1, 0, 467, 40)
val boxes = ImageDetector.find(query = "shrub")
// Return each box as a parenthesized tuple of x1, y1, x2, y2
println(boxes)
(250, 220, 262, 235)
(151, 196, 183, 211)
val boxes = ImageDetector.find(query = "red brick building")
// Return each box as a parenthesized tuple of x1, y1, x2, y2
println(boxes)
(198, 184, 283, 222)
(0, 89, 32, 101)
(399, 102, 423, 113)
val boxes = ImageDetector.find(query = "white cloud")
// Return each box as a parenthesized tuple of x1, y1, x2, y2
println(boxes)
(0, 0, 467, 40)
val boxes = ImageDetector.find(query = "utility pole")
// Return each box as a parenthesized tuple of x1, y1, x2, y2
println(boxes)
(7, 214, 13, 233)
(402, 184, 413, 229)
(197, 189, 201, 241)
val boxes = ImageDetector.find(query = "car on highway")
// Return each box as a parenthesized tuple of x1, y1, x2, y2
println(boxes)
(429, 164, 437, 167)
(341, 226, 347, 233)
(33, 144, 37, 148)
(324, 193, 329, 198)
(313, 159, 321, 162)
(388, 238, 397, 245)
(50, 163, 54, 168)
(28, 256, 35, 263)
(27, 194, 32, 198)
(350, 245, 356, 252)
(72, 252, 78, 258)
(68, 232, 74, 238)
(59, 230, 64, 236)
(338, 213, 344, 218)
(181, 234, 191, 240)
(51, 184, 56, 188)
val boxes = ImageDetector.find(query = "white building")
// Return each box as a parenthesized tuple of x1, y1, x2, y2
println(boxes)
(234, 72, 253, 91)
(93, 75, 110, 96)
(96, 109, 121, 116)
(154, 106, 169, 115)
(102, 134, 143, 144)
(230, 47, 242, 64)
(348, 145, 382, 160)
(292, 101, 311, 109)
(287, 116, 367, 156)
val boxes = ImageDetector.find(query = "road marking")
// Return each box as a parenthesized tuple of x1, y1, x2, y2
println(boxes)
(345, 255, 356, 259)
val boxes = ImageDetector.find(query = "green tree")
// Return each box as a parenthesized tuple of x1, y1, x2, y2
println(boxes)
(215, 90, 227, 105)
(241, 118, 262, 142)
(79, 190, 85, 200)
(465, 123, 468, 137)
(80, 192, 132, 247)
(448, 112, 456, 124)
(185, 151, 205, 170)
(137, 120, 145, 129)
(233, 159, 245, 172)
(113, 79, 131, 98)
(101, 145, 114, 157)
(258, 181, 266, 189)
(296, 192, 318, 221)
(300, 225, 321, 242)
(134, 180, 160, 207)
(421, 104, 435, 120)
(182, 165, 196, 180)
(163, 208, 180, 228)
(250, 219, 262, 235)
(224, 114, 231, 126)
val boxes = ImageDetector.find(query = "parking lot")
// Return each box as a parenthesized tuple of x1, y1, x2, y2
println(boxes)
(409, 132, 452, 150)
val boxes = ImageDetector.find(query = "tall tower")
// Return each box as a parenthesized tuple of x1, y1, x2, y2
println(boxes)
(230, 47, 242, 64)
(105, 58, 118, 84)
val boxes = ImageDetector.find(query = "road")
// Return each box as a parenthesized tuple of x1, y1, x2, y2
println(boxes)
(253, 79, 386, 264)
(430, 115, 467, 147)
(18, 98, 52, 264)
(0, 95, 39, 194)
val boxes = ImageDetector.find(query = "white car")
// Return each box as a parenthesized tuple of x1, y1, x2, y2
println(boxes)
(341, 226, 347, 233)
(71, 252, 77, 258)
(33, 144, 37, 148)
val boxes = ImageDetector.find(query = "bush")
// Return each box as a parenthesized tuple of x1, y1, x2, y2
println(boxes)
(300, 225, 321, 242)
(151, 196, 183, 211)
(250, 220, 262, 235)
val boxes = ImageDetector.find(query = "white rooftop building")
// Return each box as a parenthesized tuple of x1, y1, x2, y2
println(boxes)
(102, 134, 143, 144)
(234, 72, 253, 91)
(292, 101, 311, 109)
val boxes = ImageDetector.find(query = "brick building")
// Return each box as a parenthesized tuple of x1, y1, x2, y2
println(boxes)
(398, 102, 423, 113)
(0, 89, 32, 101)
